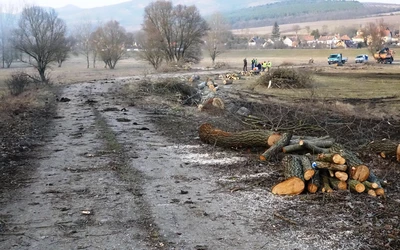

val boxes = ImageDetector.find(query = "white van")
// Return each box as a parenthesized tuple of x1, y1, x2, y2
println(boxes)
(355, 54, 368, 63)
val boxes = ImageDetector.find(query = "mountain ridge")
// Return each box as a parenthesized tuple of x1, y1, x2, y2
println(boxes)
(47, 1, 400, 32)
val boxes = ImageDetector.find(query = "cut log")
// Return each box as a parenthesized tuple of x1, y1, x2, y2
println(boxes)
(299, 140, 330, 154)
(282, 155, 304, 181)
(350, 165, 370, 182)
(260, 132, 292, 161)
(321, 173, 333, 193)
(223, 79, 233, 85)
(329, 143, 363, 167)
(282, 144, 304, 153)
(348, 180, 365, 193)
(272, 155, 305, 195)
(267, 134, 282, 147)
(199, 123, 277, 148)
(365, 188, 377, 197)
(362, 139, 400, 162)
(362, 181, 379, 189)
(375, 188, 385, 196)
(328, 177, 347, 190)
(334, 171, 349, 182)
(367, 170, 383, 188)
(272, 177, 305, 195)
(316, 153, 346, 165)
(307, 170, 321, 194)
(312, 161, 347, 172)
(299, 155, 315, 181)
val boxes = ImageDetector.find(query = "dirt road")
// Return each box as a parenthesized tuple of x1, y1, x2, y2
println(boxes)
(0, 76, 398, 250)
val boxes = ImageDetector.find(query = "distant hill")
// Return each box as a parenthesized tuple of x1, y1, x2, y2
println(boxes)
(224, 0, 400, 29)
(54, 0, 277, 32)
(49, 0, 400, 32)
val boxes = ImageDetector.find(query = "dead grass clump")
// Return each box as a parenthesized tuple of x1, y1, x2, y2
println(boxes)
(137, 78, 200, 105)
(256, 67, 314, 89)
(5, 71, 32, 96)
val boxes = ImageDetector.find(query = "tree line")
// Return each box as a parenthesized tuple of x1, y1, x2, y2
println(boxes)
(0, 1, 232, 83)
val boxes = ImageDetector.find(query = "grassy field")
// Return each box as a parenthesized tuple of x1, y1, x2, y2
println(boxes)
(0, 49, 399, 117)
(211, 48, 372, 66)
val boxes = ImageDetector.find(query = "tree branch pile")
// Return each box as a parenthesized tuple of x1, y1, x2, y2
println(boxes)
(198, 123, 396, 196)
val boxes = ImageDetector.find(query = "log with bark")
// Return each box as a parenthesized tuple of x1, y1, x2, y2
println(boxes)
(198, 124, 386, 197)
(321, 173, 333, 193)
(198, 123, 280, 148)
(260, 132, 292, 161)
(307, 170, 321, 194)
(362, 139, 400, 162)
(299, 155, 315, 181)
(328, 177, 347, 190)
(348, 180, 365, 193)
(316, 153, 346, 165)
(272, 155, 305, 195)
(312, 161, 347, 172)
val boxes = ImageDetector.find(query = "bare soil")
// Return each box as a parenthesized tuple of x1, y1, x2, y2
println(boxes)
(0, 66, 399, 250)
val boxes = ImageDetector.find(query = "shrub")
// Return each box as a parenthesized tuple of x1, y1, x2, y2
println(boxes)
(5, 71, 32, 96)
(256, 67, 314, 89)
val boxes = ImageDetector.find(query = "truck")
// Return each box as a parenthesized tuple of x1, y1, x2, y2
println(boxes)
(328, 53, 347, 65)
(373, 47, 394, 64)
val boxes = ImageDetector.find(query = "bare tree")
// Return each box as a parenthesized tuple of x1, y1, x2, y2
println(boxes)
(363, 19, 388, 56)
(142, 1, 208, 64)
(73, 20, 95, 68)
(137, 30, 164, 70)
(205, 12, 231, 65)
(91, 20, 127, 69)
(12, 6, 68, 83)
(55, 35, 75, 67)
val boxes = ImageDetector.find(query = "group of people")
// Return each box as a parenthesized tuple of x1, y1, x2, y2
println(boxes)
(243, 58, 272, 73)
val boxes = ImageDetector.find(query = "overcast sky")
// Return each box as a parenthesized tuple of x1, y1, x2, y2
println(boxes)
(1, 0, 399, 9)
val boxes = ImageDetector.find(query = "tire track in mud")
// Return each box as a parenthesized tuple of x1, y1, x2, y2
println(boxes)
(0, 82, 165, 249)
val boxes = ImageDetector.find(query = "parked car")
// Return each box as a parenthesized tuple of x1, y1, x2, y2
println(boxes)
(355, 54, 369, 63)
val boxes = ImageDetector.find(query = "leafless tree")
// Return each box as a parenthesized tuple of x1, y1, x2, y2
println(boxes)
(91, 20, 127, 69)
(55, 35, 75, 67)
(205, 12, 231, 65)
(136, 30, 164, 70)
(363, 19, 388, 56)
(12, 6, 68, 83)
(73, 20, 95, 68)
(142, 1, 208, 64)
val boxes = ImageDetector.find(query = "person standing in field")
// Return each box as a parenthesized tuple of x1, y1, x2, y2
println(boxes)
(251, 58, 255, 70)
(262, 61, 267, 71)
(243, 58, 247, 72)
(267, 60, 272, 72)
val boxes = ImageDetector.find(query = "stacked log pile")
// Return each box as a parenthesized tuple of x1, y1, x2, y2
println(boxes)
(198, 123, 396, 196)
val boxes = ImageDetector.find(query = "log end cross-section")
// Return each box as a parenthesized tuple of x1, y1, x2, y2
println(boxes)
(272, 177, 305, 195)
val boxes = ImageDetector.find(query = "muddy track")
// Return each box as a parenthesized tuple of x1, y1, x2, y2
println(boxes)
(1, 77, 399, 250)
